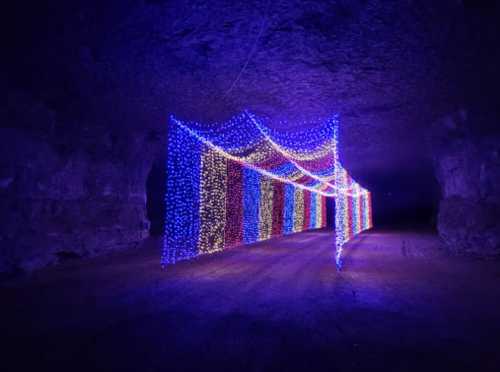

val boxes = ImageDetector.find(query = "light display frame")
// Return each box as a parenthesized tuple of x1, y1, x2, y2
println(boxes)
(163, 111, 372, 270)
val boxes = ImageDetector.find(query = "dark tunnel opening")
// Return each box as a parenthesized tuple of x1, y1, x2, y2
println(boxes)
(326, 197, 335, 228)
(361, 164, 441, 230)
(146, 158, 166, 236)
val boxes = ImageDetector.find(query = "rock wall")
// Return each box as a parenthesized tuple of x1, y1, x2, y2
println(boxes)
(1, 94, 160, 273)
(431, 111, 500, 257)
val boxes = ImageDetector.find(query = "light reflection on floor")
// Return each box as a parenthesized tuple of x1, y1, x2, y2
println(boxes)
(3, 229, 500, 371)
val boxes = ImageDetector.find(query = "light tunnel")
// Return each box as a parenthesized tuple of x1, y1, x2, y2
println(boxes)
(163, 111, 372, 269)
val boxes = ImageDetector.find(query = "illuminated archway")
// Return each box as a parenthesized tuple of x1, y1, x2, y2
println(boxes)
(163, 111, 372, 269)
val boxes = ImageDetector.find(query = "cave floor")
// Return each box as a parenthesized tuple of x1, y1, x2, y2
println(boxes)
(3, 229, 500, 372)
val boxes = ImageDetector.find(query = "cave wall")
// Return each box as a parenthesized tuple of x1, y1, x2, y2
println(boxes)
(431, 111, 500, 257)
(1, 94, 160, 273)
(430, 1, 500, 258)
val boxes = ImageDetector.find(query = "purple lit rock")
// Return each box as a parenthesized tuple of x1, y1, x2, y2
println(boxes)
(1, 94, 154, 273)
(432, 112, 500, 258)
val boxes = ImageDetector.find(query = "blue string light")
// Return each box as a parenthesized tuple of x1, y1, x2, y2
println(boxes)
(243, 168, 260, 244)
(283, 184, 295, 234)
(310, 192, 317, 229)
(163, 123, 202, 265)
(163, 111, 372, 270)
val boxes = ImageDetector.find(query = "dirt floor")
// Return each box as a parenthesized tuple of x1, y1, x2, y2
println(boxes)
(3, 229, 500, 372)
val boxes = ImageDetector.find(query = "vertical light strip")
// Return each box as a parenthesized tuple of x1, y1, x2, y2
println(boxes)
(225, 160, 243, 247)
(361, 192, 370, 230)
(367, 192, 373, 229)
(347, 195, 353, 241)
(360, 191, 366, 231)
(271, 181, 284, 236)
(303, 191, 311, 231)
(283, 184, 295, 234)
(293, 188, 304, 233)
(352, 184, 360, 235)
(358, 194, 363, 232)
(243, 168, 260, 244)
(198, 147, 227, 254)
(316, 194, 323, 228)
(259, 177, 274, 241)
(321, 195, 328, 227)
(310, 192, 317, 228)
(163, 123, 202, 265)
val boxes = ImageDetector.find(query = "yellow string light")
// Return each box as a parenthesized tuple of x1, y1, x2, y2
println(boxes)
(316, 193, 323, 228)
(293, 188, 304, 232)
(198, 147, 227, 254)
(258, 177, 274, 241)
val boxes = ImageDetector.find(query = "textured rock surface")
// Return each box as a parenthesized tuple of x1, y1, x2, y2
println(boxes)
(3, 0, 499, 272)
(1, 94, 158, 272)
(431, 111, 500, 257)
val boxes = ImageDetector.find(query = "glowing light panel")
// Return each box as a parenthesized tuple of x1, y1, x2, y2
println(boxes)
(163, 111, 372, 269)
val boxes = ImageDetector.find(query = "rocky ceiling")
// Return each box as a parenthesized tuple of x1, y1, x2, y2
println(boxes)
(9, 0, 472, 178)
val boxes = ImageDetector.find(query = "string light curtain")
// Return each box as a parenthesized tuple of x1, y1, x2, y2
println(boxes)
(163, 111, 372, 269)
